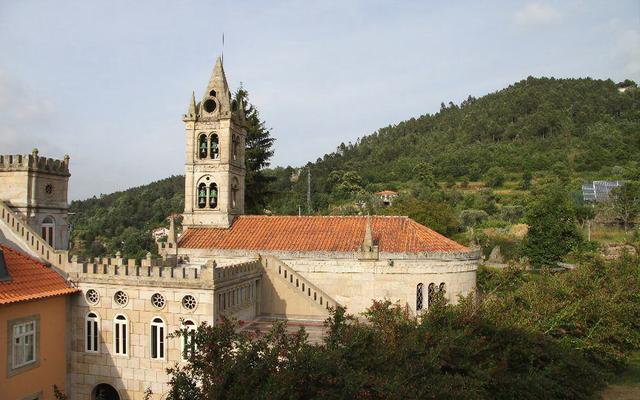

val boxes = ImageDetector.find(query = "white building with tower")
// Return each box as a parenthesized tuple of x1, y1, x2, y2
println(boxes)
(0, 56, 479, 400)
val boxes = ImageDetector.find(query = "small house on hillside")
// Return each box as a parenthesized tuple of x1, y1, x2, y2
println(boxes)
(375, 190, 399, 206)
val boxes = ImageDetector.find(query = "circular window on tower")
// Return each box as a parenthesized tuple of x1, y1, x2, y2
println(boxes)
(45, 184, 53, 195)
(86, 289, 100, 305)
(114, 290, 129, 307)
(182, 295, 197, 311)
(151, 293, 166, 309)
(203, 99, 216, 113)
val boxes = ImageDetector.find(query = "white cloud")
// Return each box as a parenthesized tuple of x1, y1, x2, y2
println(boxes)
(514, 3, 562, 26)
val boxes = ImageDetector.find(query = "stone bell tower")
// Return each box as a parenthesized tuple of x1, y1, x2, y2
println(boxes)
(182, 56, 246, 228)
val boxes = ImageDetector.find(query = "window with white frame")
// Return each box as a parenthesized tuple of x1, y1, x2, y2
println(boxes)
(151, 317, 165, 360)
(12, 320, 36, 368)
(85, 312, 100, 353)
(113, 314, 128, 356)
(182, 320, 196, 360)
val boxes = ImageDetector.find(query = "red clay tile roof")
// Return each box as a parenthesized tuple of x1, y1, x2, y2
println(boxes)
(375, 190, 399, 196)
(0, 244, 79, 305)
(179, 215, 469, 253)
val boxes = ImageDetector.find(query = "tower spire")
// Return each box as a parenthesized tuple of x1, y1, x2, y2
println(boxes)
(200, 56, 231, 117)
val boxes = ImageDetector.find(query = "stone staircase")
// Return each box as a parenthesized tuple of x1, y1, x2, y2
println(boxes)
(239, 317, 327, 345)
(261, 255, 339, 317)
(0, 201, 69, 270)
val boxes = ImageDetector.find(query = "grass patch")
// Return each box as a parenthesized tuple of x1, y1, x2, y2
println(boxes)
(586, 224, 631, 244)
(614, 352, 640, 386)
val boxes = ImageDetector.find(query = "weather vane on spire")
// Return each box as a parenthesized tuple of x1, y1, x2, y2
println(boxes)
(222, 33, 225, 65)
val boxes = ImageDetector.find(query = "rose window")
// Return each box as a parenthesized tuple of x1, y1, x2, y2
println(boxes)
(86, 289, 99, 305)
(151, 293, 166, 309)
(114, 290, 128, 306)
(182, 295, 197, 311)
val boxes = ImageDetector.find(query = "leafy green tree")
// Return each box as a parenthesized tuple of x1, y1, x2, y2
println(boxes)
(522, 183, 583, 267)
(235, 86, 276, 214)
(459, 209, 489, 227)
(386, 197, 460, 236)
(484, 166, 506, 188)
(519, 170, 532, 190)
(609, 181, 640, 231)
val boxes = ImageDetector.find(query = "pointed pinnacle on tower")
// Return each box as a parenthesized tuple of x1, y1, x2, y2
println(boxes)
(198, 56, 232, 118)
(183, 91, 198, 121)
(189, 91, 197, 115)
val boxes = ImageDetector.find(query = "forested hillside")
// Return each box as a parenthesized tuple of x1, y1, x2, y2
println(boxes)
(69, 176, 183, 258)
(69, 77, 640, 259)
(268, 77, 640, 213)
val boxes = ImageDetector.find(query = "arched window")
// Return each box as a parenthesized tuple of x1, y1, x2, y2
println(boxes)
(85, 312, 100, 353)
(439, 282, 446, 294)
(182, 320, 196, 360)
(198, 134, 208, 159)
(427, 283, 435, 309)
(416, 283, 424, 311)
(41, 216, 54, 247)
(210, 134, 219, 159)
(113, 314, 128, 356)
(231, 177, 239, 209)
(232, 135, 238, 161)
(150, 317, 165, 360)
(209, 183, 218, 208)
(197, 183, 207, 209)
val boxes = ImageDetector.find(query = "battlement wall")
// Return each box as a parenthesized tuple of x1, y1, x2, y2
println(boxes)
(68, 253, 262, 287)
(214, 259, 261, 282)
(0, 150, 70, 176)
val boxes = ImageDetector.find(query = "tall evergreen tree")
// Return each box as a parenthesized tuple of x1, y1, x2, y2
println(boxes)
(523, 182, 583, 267)
(235, 86, 276, 214)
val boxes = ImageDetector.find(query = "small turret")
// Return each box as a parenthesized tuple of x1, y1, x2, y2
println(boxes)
(183, 91, 198, 122)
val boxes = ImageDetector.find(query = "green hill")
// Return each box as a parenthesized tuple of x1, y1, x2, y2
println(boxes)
(268, 77, 640, 214)
(69, 77, 640, 258)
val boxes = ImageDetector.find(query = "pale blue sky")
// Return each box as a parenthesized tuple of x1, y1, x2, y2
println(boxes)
(0, 1, 638, 199)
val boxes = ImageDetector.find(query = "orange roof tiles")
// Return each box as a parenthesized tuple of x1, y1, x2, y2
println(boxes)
(0, 244, 79, 305)
(179, 215, 469, 253)
(375, 190, 399, 196)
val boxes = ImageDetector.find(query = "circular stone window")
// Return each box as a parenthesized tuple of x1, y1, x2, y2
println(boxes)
(114, 290, 129, 306)
(86, 289, 99, 305)
(151, 293, 166, 309)
(182, 295, 197, 311)
(203, 98, 216, 113)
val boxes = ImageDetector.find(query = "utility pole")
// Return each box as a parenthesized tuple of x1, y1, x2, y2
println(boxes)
(307, 167, 312, 214)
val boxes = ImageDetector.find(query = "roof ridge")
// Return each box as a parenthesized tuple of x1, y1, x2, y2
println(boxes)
(237, 215, 409, 219)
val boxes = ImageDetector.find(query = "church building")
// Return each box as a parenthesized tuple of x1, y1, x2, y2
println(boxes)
(0, 56, 480, 400)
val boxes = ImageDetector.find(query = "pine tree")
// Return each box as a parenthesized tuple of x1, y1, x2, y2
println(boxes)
(235, 85, 276, 214)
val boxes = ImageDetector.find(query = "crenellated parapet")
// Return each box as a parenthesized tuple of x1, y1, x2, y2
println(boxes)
(0, 149, 70, 176)
(67, 252, 263, 289)
(68, 252, 214, 287)
(214, 259, 261, 282)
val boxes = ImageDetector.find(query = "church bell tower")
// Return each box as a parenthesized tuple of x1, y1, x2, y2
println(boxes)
(182, 56, 246, 228)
